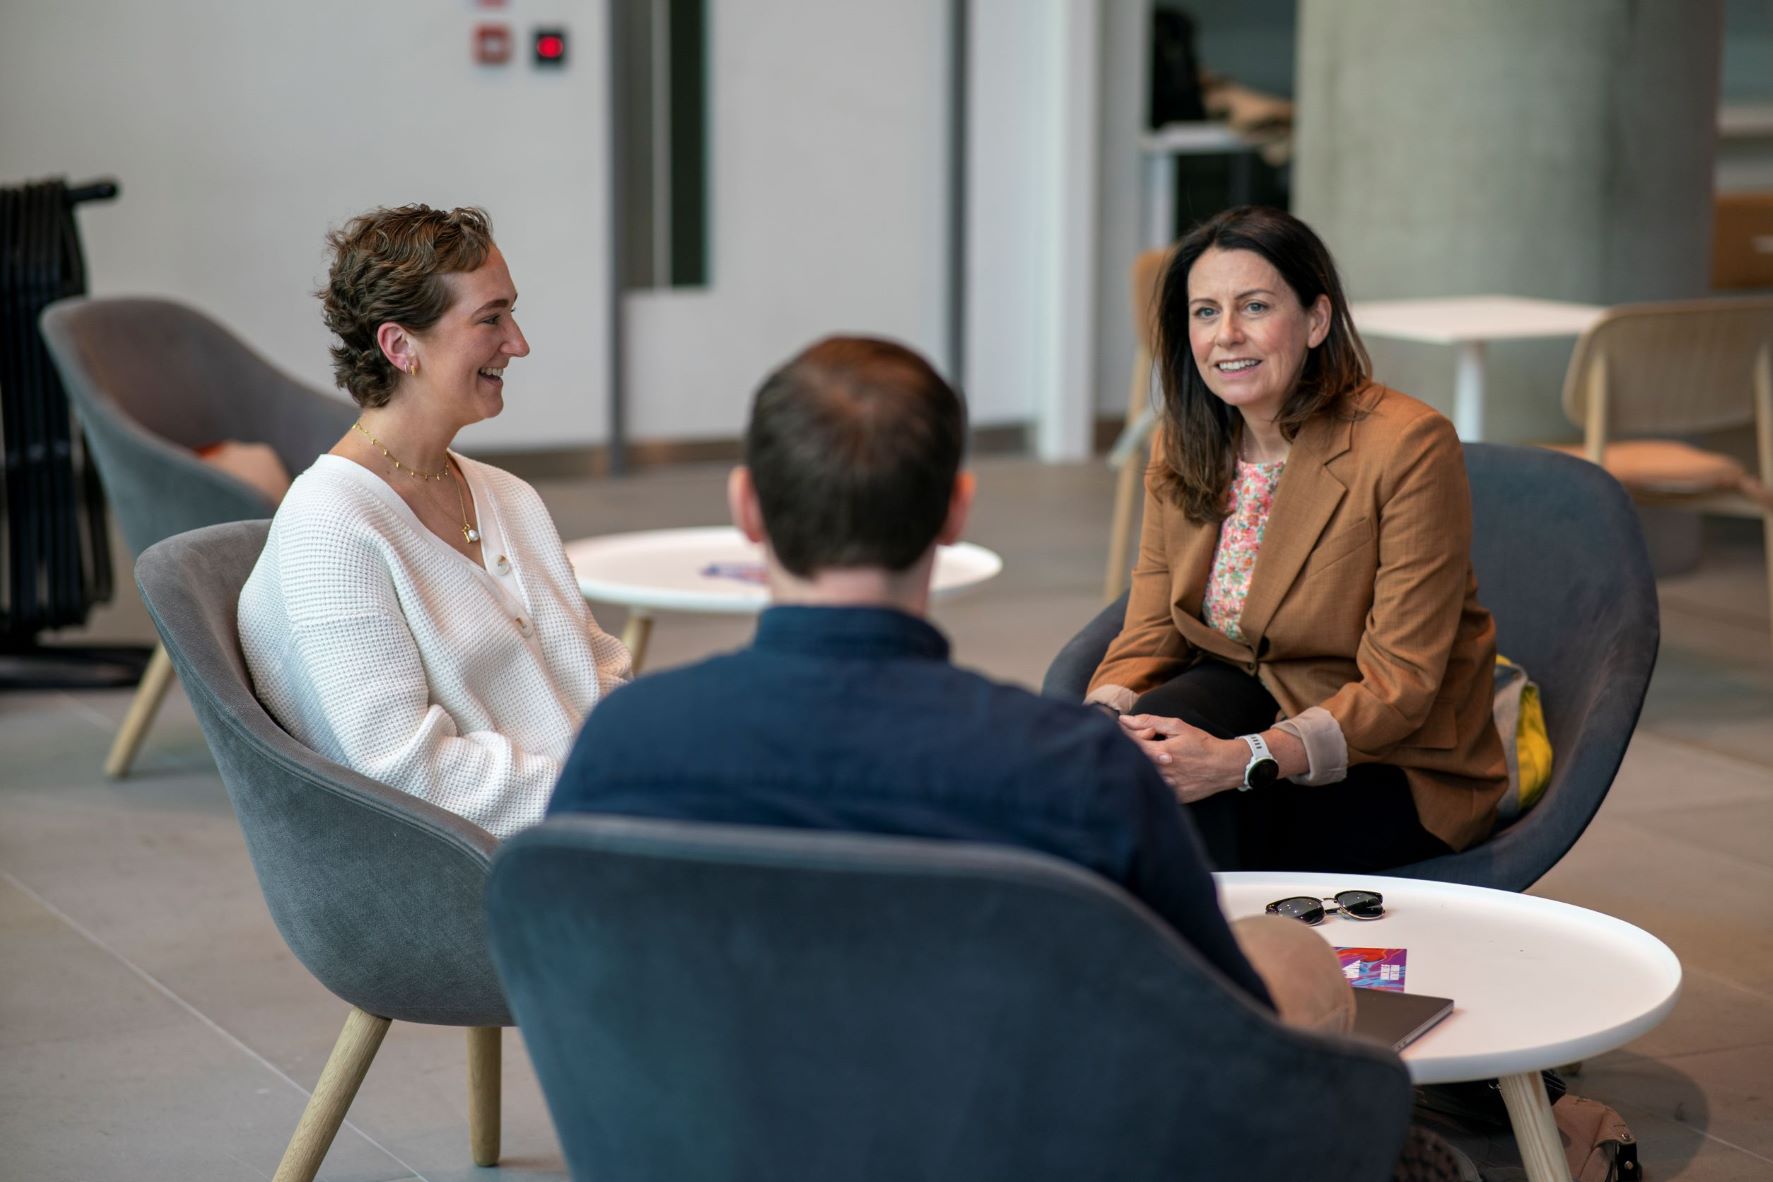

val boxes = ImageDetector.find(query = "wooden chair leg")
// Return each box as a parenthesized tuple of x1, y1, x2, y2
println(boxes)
(468, 1026, 502, 1167)
(1103, 346, 1153, 603)
(104, 642, 175, 778)
(1762, 512, 1773, 657)
(274, 1007, 391, 1182)
(1104, 449, 1144, 603)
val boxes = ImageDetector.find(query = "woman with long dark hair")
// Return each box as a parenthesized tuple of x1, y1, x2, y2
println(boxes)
(1088, 206, 1507, 872)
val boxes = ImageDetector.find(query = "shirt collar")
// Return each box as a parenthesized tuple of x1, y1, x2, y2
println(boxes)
(754, 605, 951, 662)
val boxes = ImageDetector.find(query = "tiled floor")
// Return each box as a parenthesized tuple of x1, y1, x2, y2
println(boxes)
(3, 454, 1769, 1181)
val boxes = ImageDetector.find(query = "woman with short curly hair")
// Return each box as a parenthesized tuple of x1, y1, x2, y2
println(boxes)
(238, 204, 629, 838)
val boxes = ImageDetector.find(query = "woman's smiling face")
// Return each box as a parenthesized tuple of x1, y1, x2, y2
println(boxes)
(410, 243, 529, 427)
(1185, 246, 1330, 424)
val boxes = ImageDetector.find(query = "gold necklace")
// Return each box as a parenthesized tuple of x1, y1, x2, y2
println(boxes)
(352, 420, 449, 481)
(351, 420, 479, 544)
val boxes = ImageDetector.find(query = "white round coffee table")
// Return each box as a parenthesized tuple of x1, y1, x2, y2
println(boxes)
(1218, 872, 1680, 1182)
(564, 527, 1003, 671)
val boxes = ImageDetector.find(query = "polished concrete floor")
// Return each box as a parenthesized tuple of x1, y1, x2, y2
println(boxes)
(3, 454, 1771, 1181)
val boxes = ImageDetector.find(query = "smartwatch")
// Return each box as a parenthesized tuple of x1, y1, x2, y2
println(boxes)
(1237, 733, 1280, 792)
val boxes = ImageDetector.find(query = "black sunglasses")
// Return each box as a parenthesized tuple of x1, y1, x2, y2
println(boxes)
(1265, 890, 1385, 925)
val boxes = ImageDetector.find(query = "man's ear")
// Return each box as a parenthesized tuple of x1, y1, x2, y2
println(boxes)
(728, 466, 766, 543)
(936, 471, 976, 546)
(376, 322, 416, 374)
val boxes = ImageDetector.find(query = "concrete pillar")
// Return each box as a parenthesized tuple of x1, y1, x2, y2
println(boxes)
(1293, 0, 1722, 444)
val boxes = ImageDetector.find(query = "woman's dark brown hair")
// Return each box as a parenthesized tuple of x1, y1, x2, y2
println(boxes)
(1152, 205, 1370, 522)
(319, 205, 494, 408)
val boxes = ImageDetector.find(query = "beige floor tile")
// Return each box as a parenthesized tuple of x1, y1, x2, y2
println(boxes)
(1582, 1044, 1773, 1165)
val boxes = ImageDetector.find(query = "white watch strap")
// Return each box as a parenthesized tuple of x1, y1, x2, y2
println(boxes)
(1239, 733, 1274, 791)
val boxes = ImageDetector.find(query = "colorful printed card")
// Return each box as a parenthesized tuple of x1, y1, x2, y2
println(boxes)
(1336, 947, 1407, 992)
(700, 561, 768, 586)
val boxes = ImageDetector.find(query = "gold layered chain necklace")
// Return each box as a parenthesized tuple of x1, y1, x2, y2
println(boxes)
(352, 420, 448, 480)
(353, 420, 480, 545)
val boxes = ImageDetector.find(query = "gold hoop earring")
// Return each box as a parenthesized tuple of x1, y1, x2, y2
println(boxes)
(406, 359, 418, 377)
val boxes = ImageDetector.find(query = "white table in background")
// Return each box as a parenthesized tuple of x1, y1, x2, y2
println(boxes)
(1217, 872, 1680, 1182)
(1350, 296, 1605, 441)
(564, 526, 1003, 672)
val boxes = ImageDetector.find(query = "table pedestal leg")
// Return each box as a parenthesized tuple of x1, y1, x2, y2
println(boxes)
(1452, 340, 1488, 442)
(1497, 1071, 1573, 1182)
(621, 612, 653, 675)
(1144, 153, 1175, 248)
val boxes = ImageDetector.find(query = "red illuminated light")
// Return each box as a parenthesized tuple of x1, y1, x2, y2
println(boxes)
(537, 35, 564, 59)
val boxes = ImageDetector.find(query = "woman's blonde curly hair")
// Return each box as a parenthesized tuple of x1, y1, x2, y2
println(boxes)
(319, 204, 494, 408)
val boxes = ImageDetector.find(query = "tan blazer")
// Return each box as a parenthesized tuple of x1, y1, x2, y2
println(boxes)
(1090, 384, 1508, 851)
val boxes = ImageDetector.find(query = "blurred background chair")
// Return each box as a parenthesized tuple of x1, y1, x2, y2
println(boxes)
(1545, 297, 1773, 654)
(1103, 245, 1171, 602)
(1044, 444, 1659, 892)
(487, 814, 1414, 1182)
(135, 521, 507, 1182)
(39, 295, 353, 777)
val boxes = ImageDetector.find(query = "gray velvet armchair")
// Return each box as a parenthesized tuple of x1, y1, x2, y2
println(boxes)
(39, 296, 354, 777)
(135, 521, 508, 1182)
(1045, 443, 1660, 892)
(487, 815, 1416, 1182)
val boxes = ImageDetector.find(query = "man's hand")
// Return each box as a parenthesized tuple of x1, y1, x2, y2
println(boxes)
(1118, 713, 1246, 802)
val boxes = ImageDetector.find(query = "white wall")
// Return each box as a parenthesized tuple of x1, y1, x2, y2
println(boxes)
(0, 0, 613, 452)
(3, 1, 1115, 452)
(623, 0, 952, 441)
(965, 0, 1101, 457)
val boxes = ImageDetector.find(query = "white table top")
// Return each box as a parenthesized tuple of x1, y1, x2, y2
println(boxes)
(564, 526, 1003, 615)
(1217, 872, 1681, 1084)
(1139, 120, 1259, 154)
(1351, 296, 1605, 345)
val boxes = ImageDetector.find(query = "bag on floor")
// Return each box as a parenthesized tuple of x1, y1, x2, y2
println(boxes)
(1414, 1079, 1640, 1182)
(1557, 1094, 1641, 1182)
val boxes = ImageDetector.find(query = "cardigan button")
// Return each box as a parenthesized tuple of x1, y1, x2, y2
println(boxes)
(516, 616, 534, 638)
(496, 554, 512, 575)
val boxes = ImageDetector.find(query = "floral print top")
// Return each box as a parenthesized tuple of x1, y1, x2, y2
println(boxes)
(1202, 458, 1285, 643)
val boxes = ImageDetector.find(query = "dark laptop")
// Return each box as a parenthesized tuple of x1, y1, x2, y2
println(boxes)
(1351, 989, 1455, 1052)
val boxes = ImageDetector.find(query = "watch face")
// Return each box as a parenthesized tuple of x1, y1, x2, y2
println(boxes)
(1247, 757, 1280, 789)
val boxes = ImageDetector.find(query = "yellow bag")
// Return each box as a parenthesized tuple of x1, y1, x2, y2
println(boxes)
(1493, 655, 1553, 822)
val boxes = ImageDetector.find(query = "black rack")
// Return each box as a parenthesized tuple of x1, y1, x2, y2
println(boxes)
(0, 175, 140, 688)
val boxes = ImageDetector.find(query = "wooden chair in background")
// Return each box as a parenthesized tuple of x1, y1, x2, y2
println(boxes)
(1547, 297, 1773, 649)
(1103, 246, 1172, 602)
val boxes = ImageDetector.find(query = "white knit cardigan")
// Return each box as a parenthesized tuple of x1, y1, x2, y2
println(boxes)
(238, 454, 630, 838)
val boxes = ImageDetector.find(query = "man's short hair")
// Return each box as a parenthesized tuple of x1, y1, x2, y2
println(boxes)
(746, 336, 966, 579)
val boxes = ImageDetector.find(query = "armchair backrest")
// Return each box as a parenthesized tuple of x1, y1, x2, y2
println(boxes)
(40, 296, 355, 556)
(1392, 443, 1658, 888)
(135, 521, 508, 1026)
(488, 815, 1413, 1182)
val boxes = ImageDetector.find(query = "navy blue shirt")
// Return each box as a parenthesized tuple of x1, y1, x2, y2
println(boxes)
(549, 605, 1271, 1008)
